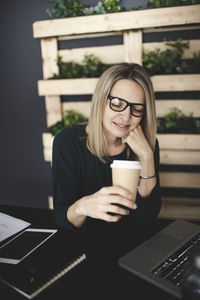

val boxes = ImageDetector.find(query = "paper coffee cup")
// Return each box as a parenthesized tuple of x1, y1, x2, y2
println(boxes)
(110, 160, 141, 202)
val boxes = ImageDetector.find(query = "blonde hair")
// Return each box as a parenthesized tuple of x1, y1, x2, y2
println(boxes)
(87, 63, 157, 163)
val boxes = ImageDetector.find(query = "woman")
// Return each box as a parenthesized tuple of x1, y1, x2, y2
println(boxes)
(52, 63, 161, 237)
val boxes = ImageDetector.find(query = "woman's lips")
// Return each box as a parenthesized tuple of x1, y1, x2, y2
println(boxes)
(113, 122, 130, 130)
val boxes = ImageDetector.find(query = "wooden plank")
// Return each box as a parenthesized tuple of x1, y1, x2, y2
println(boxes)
(45, 96, 62, 127)
(161, 196, 200, 206)
(33, 5, 200, 38)
(44, 149, 200, 166)
(40, 38, 62, 126)
(38, 78, 98, 96)
(124, 30, 142, 65)
(42, 133, 53, 149)
(43, 148, 52, 162)
(42, 133, 200, 155)
(156, 100, 200, 117)
(43, 139, 200, 166)
(159, 171, 200, 188)
(159, 203, 200, 220)
(43, 132, 200, 165)
(48, 196, 53, 210)
(157, 134, 200, 150)
(41, 38, 59, 79)
(143, 39, 200, 60)
(143, 24, 200, 33)
(42, 133, 53, 163)
(58, 45, 124, 64)
(152, 74, 200, 92)
(160, 150, 200, 165)
(37, 74, 200, 96)
(62, 101, 91, 117)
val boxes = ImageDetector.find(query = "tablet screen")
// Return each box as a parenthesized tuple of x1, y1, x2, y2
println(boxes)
(0, 229, 57, 264)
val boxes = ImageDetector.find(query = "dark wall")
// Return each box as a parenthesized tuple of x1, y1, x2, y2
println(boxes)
(1, 0, 52, 208)
(0, 0, 147, 208)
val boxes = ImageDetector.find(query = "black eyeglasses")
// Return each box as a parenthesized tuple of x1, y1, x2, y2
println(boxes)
(108, 94, 145, 117)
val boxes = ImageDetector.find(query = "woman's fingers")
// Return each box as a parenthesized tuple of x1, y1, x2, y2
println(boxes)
(100, 186, 132, 200)
(108, 195, 136, 210)
(99, 186, 137, 210)
(107, 204, 130, 215)
(100, 202, 131, 222)
(101, 214, 121, 222)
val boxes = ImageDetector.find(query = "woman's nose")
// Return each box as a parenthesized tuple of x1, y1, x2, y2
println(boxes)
(120, 106, 131, 120)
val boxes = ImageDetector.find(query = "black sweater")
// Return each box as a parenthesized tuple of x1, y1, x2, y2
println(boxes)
(52, 124, 162, 237)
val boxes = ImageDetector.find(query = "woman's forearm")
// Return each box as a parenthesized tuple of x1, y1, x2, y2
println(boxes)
(67, 198, 87, 228)
(138, 152, 156, 198)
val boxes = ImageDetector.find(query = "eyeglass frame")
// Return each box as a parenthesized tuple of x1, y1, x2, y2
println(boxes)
(108, 94, 146, 118)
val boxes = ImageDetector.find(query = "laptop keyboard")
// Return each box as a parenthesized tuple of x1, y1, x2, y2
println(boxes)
(152, 231, 200, 287)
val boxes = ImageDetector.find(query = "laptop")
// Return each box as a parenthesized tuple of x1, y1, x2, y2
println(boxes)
(118, 219, 200, 299)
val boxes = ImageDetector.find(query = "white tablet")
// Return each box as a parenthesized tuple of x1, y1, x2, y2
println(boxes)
(0, 228, 57, 264)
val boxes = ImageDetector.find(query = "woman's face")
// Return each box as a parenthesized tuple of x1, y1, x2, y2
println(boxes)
(103, 79, 145, 143)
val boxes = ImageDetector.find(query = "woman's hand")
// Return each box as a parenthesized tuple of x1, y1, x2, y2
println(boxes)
(122, 125, 153, 161)
(76, 186, 137, 222)
(122, 125, 156, 198)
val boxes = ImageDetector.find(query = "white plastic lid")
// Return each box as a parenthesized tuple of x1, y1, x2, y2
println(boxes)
(110, 160, 141, 169)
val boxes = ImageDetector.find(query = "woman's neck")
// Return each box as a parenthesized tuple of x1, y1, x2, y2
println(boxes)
(107, 138, 126, 156)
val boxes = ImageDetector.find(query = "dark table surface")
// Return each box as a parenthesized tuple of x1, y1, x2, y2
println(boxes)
(0, 205, 193, 300)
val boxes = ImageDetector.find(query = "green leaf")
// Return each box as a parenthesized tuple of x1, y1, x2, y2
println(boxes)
(157, 107, 198, 133)
(47, 110, 88, 136)
(142, 38, 199, 76)
(49, 54, 112, 79)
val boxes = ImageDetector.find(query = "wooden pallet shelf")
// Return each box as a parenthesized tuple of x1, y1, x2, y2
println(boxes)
(33, 5, 200, 38)
(33, 5, 200, 219)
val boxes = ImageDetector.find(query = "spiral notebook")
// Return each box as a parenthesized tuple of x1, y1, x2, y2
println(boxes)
(0, 233, 86, 299)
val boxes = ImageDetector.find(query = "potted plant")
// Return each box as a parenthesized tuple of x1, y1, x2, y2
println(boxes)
(47, 109, 87, 136)
(46, 0, 199, 19)
(157, 107, 199, 134)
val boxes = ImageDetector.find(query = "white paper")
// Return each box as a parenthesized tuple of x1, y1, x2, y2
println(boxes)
(0, 212, 31, 242)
